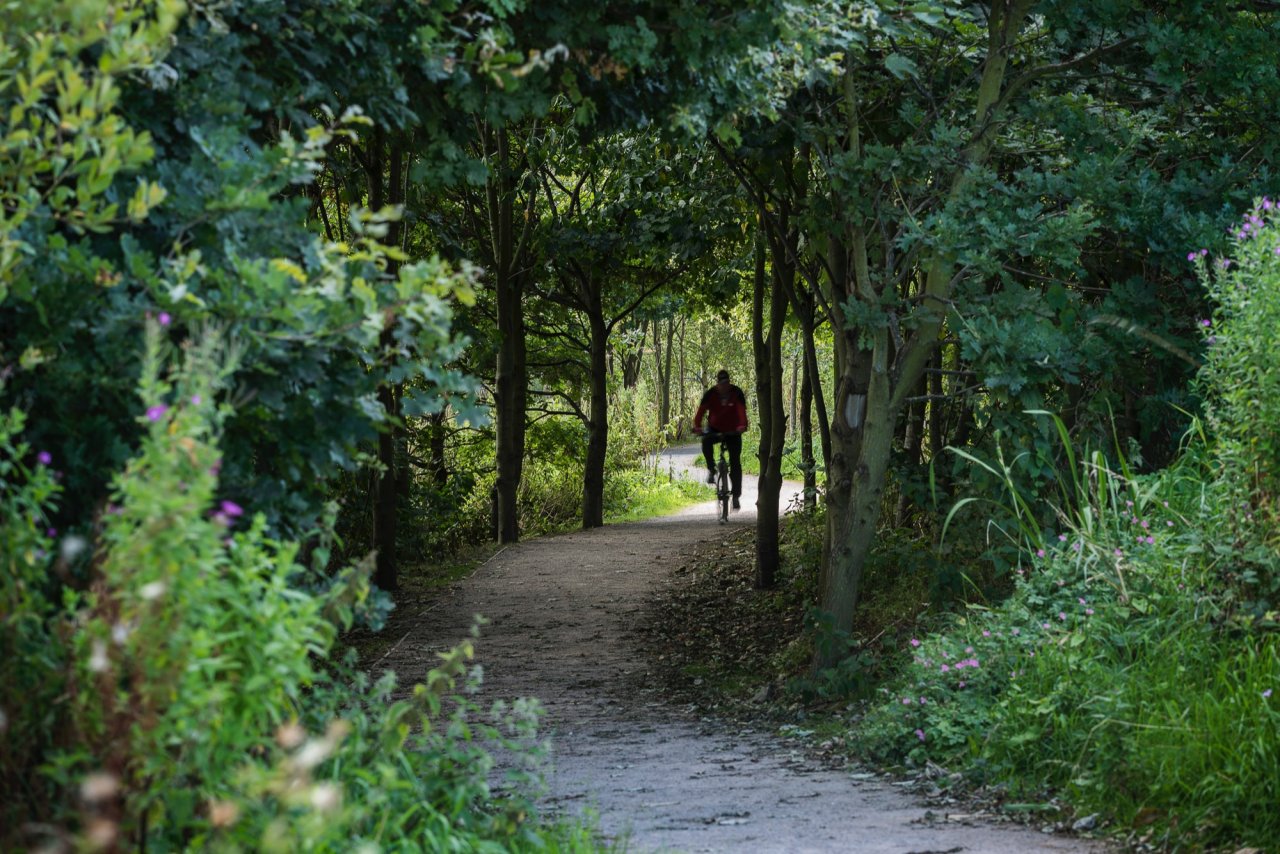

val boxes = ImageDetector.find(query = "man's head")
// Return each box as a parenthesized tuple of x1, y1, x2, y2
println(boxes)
(715, 369, 730, 388)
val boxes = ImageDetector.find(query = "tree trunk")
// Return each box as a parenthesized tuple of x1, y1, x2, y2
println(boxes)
(817, 3, 1031, 667)
(490, 127, 530, 544)
(371, 132, 405, 591)
(755, 224, 790, 589)
(800, 348, 817, 509)
(582, 279, 609, 529)
(676, 317, 688, 438)
(428, 409, 448, 486)
(621, 317, 647, 388)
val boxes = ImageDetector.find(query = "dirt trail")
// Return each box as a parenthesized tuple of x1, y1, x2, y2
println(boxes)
(379, 447, 1101, 853)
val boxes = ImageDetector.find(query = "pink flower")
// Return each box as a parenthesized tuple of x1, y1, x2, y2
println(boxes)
(1085, 608, 1094, 615)
(1036, 548, 1046, 558)
(1114, 548, 1124, 557)
(902, 697, 913, 705)
(1058, 612, 1066, 621)
(158, 312, 172, 326)
(1078, 597, 1087, 605)
(1264, 689, 1273, 699)
(940, 665, 950, 673)
(1058, 533, 1067, 542)
(915, 729, 926, 742)
(220, 500, 244, 518)
(1011, 628, 1020, 636)
(37, 450, 52, 465)
(146, 405, 168, 422)
(958, 681, 966, 689)
(191, 395, 202, 405)
(1145, 536, 1155, 545)
(910, 638, 921, 648)
(982, 630, 991, 638)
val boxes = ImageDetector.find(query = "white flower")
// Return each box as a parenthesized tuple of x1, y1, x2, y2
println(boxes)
(310, 782, 342, 812)
(89, 640, 109, 673)
(139, 581, 166, 601)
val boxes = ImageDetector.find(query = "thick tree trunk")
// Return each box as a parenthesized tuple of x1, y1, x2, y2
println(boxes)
(490, 128, 529, 544)
(816, 3, 1030, 667)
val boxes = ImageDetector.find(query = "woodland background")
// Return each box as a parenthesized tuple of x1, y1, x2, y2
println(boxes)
(3, 0, 1279, 850)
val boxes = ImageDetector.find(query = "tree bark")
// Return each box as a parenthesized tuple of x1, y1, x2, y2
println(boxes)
(816, 2, 1032, 667)
(800, 348, 817, 509)
(582, 277, 609, 529)
(489, 126, 531, 543)
(755, 222, 790, 589)
(371, 131, 405, 591)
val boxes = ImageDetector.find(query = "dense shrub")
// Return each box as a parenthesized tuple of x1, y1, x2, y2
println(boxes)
(2, 329, 589, 850)
(856, 201, 1280, 848)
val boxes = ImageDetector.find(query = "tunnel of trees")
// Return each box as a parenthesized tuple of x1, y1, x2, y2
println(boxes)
(4, 0, 1280, 849)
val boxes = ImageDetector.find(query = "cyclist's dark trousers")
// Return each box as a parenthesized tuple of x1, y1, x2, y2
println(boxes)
(702, 432, 743, 498)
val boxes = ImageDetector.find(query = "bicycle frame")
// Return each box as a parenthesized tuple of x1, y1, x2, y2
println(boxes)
(704, 431, 733, 523)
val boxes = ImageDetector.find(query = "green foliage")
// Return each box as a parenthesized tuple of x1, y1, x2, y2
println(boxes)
(0, 402, 66, 816)
(860, 376, 1279, 847)
(2, 329, 587, 851)
(1197, 199, 1280, 612)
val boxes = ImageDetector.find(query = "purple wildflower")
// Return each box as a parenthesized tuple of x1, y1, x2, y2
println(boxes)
(146, 405, 168, 422)
(220, 500, 244, 518)
(158, 312, 172, 326)
(915, 729, 926, 742)
(37, 451, 52, 465)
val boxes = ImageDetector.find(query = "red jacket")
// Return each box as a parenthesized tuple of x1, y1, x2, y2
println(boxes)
(694, 384, 748, 433)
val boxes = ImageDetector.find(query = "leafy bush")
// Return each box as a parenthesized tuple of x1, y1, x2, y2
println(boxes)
(1196, 198, 1280, 612)
(2, 328, 589, 851)
(859, 431, 1280, 844)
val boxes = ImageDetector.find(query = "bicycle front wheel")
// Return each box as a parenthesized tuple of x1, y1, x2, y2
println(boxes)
(717, 467, 730, 523)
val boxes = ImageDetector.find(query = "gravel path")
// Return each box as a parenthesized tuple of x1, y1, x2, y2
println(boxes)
(378, 446, 1103, 853)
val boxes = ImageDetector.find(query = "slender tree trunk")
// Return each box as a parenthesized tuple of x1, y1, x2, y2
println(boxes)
(428, 409, 448, 486)
(755, 224, 790, 589)
(371, 131, 402, 591)
(621, 317, 646, 388)
(677, 317, 688, 437)
(800, 350, 817, 509)
(582, 279, 609, 529)
(896, 373, 927, 526)
(661, 318, 675, 430)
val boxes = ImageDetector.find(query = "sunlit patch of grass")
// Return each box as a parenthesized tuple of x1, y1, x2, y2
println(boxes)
(604, 468, 706, 523)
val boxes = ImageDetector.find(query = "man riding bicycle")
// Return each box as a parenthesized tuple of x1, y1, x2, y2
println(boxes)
(693, 369, 748, 511)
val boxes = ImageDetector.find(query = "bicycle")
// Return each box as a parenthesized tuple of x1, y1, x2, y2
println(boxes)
(703, 431, 733, 524)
